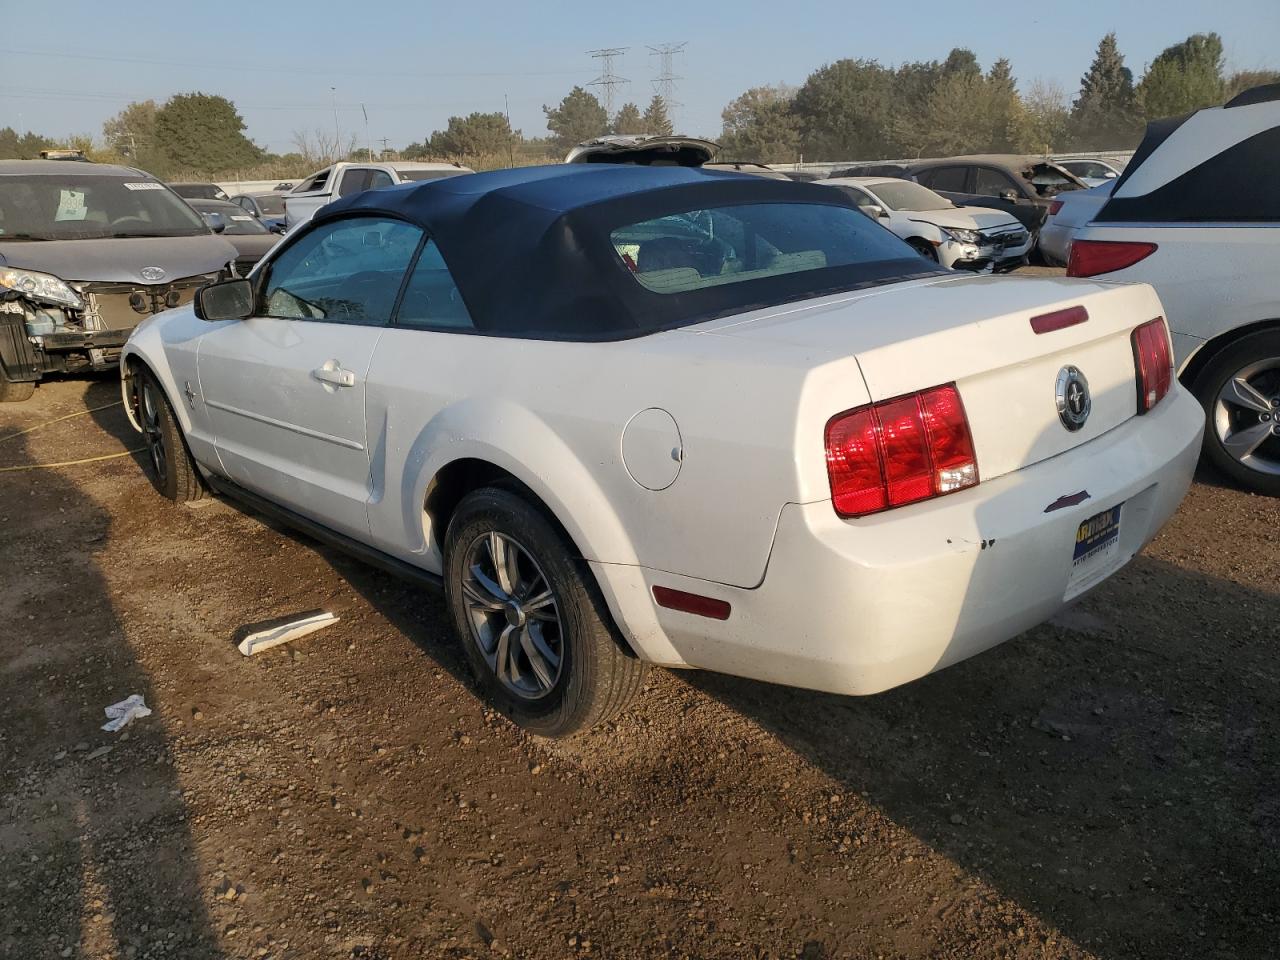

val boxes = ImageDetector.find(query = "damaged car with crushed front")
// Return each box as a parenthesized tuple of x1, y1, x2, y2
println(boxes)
(0, 159, 236, 402)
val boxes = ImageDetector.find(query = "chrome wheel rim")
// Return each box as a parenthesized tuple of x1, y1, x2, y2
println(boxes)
(460, 531, 564, 701)
(1213, 357, 1280, 477)
(138, 381, 167, 484)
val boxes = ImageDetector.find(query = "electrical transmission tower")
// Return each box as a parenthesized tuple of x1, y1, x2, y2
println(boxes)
(587, 47, 629, 116)
(648, 41, 687, 127)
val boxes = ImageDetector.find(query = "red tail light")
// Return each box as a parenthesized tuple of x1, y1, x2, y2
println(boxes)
(1067, 240, 1158, 277)
(1131, 317, 1173, 413)
(825, 384, 979, 518)
(1048, 200, 1064, 216)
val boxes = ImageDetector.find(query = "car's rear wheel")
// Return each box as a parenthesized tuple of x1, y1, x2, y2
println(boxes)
(131, 371, 206, 502)
(1192, 329, 1280, 496)
(0, 365, 36, 403)
(443, 486, 646, 737)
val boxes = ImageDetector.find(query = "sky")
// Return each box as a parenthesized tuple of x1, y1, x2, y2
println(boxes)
(3, 0, 1278, 155)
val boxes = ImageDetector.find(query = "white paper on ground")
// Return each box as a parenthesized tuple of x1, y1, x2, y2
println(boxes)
(102, 694, 151, 732)
(238, 611, 339, 657)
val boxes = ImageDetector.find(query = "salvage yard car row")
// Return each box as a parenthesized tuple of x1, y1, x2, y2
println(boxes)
(0, 82, 1277, 737)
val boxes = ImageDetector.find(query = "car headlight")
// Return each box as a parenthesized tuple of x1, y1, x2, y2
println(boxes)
(0, 267, 85, 309)
(942, 227, 981, 245)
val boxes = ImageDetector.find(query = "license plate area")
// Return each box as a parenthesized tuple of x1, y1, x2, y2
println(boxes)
(1066, 502, 1124, 597)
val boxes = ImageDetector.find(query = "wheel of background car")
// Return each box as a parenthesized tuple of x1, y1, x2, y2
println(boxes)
(0, 362, 35, 403)
(131, 370, 206, 503)
(1191, 329, 1280, 496)
(908, 239, 938, 262)
(443, 486, 647, 737)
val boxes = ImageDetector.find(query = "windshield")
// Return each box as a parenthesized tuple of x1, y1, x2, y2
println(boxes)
(0, 175, 209, 240)
(612, 201, 917, 296)
(866, 180, 952, 212)
(254, 195, 286, 216)
(395, 169, 468, 182)
(172, 183, 228, 200)
(219, 211, 270, 235)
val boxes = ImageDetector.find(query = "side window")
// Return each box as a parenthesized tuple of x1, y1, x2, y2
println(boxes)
(260, 217, 423, 325)
(367, 170, 394, 190)
(973, 168, 1020, 198)
(337, 169, 371, 197)
(919, 166, 968, 193)
(395, 240, 474, 330)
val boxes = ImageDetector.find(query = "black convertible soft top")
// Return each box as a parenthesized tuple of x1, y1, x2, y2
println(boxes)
(318, 164, 934, 340)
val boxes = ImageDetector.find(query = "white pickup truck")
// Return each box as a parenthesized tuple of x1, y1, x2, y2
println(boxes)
(283, 161, 473, 229)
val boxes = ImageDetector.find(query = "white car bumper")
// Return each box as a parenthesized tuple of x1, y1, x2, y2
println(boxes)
(1039, 221, 1074, 266)
(616, 385, 1203, 695)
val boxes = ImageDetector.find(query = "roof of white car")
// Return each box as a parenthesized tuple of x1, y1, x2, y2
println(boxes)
(823, 177, 904, 189)
(321, 163, 933, 340)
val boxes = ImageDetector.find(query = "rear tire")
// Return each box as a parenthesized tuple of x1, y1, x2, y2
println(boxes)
(131, 370, 206, 502)
(1190, 329, 1280, 496)
(443, 486, 647, 737)
(0, 365, 36, 403)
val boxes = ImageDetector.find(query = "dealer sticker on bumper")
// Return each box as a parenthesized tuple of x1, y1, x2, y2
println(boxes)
(1067, 503, 1123, 593)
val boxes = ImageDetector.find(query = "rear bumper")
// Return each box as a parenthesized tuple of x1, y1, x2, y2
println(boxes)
(623, 386, 1203, 695)
(1038, 223, 1073, 265)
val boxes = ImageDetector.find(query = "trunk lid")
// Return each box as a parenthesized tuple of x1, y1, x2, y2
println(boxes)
(703, 274, 1162, 481)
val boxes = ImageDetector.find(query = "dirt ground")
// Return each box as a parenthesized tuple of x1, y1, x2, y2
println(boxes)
(2, 367, 1278, 960)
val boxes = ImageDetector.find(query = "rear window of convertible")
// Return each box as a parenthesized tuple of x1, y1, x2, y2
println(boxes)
(610, 201, 915, 295)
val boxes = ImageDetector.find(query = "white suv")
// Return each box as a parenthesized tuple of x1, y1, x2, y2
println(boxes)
(1068, 83, 1280, 495)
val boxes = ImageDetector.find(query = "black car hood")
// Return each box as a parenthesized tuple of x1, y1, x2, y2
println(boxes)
(0, 235, 237, 283)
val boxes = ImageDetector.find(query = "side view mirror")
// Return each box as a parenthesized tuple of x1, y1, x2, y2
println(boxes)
(194, 278, 254, 322)
(271, 223, 288, 234)
(1104, 170, 1118, 179)
(999, 189, 1020, 203)
(868, 204, 887, 219)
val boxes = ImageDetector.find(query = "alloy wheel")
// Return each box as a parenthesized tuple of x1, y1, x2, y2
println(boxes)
(138, 380, 167, 484)
(1213, 357, 1280, 477)
(459, 531, 564, 701)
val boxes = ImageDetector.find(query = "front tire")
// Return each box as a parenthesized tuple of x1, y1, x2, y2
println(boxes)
(0, 365, 36, 403)
(131, 371, 206, 502)
(1191, 329, 1280, 496)
(908, 238, 938, 263)
(443, 487, 646, 737)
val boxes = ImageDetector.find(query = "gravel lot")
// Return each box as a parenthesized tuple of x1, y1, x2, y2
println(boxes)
(2, 340, 1278, 959)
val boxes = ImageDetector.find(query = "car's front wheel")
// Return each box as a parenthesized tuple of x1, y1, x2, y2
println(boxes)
(130, 370, 206, 502)
(443, 486, 646, 737)
(0, 364, 36, 403)
(1192, 329, 1280, 496)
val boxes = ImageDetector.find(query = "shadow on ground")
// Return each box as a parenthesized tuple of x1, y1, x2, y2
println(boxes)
(0, 388, 225, 958)
(684, 555, 1280, 959)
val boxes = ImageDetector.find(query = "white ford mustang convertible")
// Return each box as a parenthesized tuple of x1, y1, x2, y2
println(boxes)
(121, 165, 1204, 736)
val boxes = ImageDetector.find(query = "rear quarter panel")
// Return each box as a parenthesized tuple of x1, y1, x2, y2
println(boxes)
(1071, 223, 1280, 369)
(365, 325, 869, 589)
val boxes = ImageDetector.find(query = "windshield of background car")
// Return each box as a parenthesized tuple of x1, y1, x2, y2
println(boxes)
(255, 195, 286, 216)
(220, 210, 270, 235)
(1026, 165, 1082, 197)
(867, 180, 952, 212)
(612, 201, 915, 295)
(0, 175, 209, 240)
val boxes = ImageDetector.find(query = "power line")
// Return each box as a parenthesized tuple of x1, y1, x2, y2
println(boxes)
(647, 42, 687, 130)
(587, 47, 629, 116)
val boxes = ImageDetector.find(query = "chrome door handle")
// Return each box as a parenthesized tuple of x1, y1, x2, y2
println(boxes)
(312, 364, 356, 388)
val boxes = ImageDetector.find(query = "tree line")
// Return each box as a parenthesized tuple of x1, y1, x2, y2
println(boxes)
(0, 31, 1274, 178)
(719, 32, 1276, 162)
